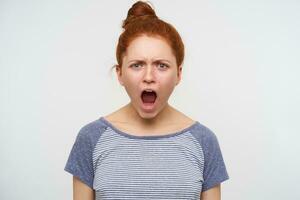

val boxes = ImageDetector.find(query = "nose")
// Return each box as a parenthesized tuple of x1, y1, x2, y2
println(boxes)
(143, 65, 156, 83)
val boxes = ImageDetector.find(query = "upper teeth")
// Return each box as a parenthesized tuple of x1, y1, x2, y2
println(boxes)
(145, 89, 153, 92)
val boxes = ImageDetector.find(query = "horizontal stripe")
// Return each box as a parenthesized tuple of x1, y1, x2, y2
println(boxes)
(92, 126, 204, 200)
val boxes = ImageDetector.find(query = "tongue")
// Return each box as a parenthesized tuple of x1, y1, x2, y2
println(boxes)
(142, 92, 156, 103)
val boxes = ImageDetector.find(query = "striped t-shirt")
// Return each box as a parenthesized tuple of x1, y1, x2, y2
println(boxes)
(64, 117, 229, 199)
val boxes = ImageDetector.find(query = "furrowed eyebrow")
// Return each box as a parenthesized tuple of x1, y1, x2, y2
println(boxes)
(154, 59, 171, 64)
(128, 60, 146, 64)
(128, 59, 171, 64)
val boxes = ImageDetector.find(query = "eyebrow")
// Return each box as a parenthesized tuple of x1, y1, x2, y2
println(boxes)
(127, 59, 172, 64)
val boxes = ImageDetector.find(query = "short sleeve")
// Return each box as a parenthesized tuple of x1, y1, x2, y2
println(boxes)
(201, 128, 229, 191)
(191, 122, 229, 192)
(64, 126, 95, 189)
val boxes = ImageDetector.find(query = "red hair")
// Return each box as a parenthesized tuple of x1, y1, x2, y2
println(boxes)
(115, 1, 185, 69)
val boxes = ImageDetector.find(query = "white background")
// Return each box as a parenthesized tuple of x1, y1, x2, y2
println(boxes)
(1, 0, 299, 199)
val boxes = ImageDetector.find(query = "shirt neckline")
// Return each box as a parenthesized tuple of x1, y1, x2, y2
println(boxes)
(99, 116, 199, 140)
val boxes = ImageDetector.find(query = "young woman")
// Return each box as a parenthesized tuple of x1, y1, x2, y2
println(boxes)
(65, 1, 229, 199)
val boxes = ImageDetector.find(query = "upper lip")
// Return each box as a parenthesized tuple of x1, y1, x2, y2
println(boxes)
(141, 88, 157, 92)
(141, 88, 158, 95)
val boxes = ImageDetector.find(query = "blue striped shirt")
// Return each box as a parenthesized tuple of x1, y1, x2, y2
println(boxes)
(65, 117, 229, 199)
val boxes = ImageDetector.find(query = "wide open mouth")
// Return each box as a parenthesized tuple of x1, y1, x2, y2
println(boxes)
(141, 90, 157, 104)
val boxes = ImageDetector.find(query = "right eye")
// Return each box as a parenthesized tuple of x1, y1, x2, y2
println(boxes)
(131, 63, 142, 69)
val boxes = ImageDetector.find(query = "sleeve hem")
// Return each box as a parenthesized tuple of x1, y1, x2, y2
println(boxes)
(64, 167, 94, 190)
(202, 175, 229, 192)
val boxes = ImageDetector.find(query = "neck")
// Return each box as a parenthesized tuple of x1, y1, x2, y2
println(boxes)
(122, 102, 176, 128)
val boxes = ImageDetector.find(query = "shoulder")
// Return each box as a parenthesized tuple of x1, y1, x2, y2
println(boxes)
(75, 117, 107, 146)
(189, 121, 219, 147)
(79, 118, 107, 134)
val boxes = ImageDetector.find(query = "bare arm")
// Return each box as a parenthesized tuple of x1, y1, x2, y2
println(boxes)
(73, 176, 95, 200)
(200, 184, 221, 200)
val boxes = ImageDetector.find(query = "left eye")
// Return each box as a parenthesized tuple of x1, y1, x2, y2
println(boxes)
(158, 63, 168, 69)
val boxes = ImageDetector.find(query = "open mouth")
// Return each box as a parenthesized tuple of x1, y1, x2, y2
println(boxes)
(141, 90, 157, 104)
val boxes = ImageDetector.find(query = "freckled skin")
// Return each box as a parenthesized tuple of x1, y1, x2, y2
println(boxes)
(116, 35, 182, 122)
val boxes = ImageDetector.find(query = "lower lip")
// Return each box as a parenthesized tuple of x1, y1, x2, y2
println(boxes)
(141, 98, 157, 112)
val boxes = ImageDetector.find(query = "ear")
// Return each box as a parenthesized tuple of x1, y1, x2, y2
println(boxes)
(176, 65, 182, 85)
(116, 65, 124, 86)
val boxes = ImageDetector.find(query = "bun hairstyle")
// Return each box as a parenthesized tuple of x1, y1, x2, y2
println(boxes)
(122, 1, 158, 29)
(115, 1, 184, 70)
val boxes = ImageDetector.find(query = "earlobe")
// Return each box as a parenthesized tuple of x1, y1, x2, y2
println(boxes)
(116, 65, 124, 86)
(176, 66, 182, 85)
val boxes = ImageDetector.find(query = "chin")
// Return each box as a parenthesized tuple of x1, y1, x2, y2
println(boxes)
(129, 103, 156, 120)
(129, 99, 168, 120)
(137, 103, 168, 121)
(137, 111, 159, 120)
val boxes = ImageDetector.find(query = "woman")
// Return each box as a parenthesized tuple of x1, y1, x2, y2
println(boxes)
(64, 1, 229, 199)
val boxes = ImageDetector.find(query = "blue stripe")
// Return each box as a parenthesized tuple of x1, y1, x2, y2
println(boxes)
(92, 124, 204, 200)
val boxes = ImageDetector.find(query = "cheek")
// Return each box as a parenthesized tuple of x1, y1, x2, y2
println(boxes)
(126, 74, 142, 87)
(156, 72, 178, 85)
(122, 74, 142, 96)
(156, 74, 178, 97)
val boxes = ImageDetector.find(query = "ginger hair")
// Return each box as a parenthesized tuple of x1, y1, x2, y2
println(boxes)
(114, 1, 185, 70)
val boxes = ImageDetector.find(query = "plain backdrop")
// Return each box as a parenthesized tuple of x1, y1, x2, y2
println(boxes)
(1, 0, 299, 199)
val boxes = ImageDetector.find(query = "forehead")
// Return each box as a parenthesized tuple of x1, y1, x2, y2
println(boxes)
(124, 35, 175, 61)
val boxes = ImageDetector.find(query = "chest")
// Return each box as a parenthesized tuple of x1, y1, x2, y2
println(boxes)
(92, 130, 204, 199)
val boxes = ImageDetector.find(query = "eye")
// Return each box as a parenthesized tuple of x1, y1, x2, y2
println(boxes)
(131, 63, 142, 69)
(158, 63, 169, 69)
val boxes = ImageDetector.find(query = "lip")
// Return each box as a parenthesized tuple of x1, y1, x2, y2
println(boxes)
(140, 88, 158, 94)
(140, 88, 158, 100)
(140, 90, 158, 113)
(140, 99, 157, 112)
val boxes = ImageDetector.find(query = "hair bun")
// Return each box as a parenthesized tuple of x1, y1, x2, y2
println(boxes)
(122, 1, 158, 29)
